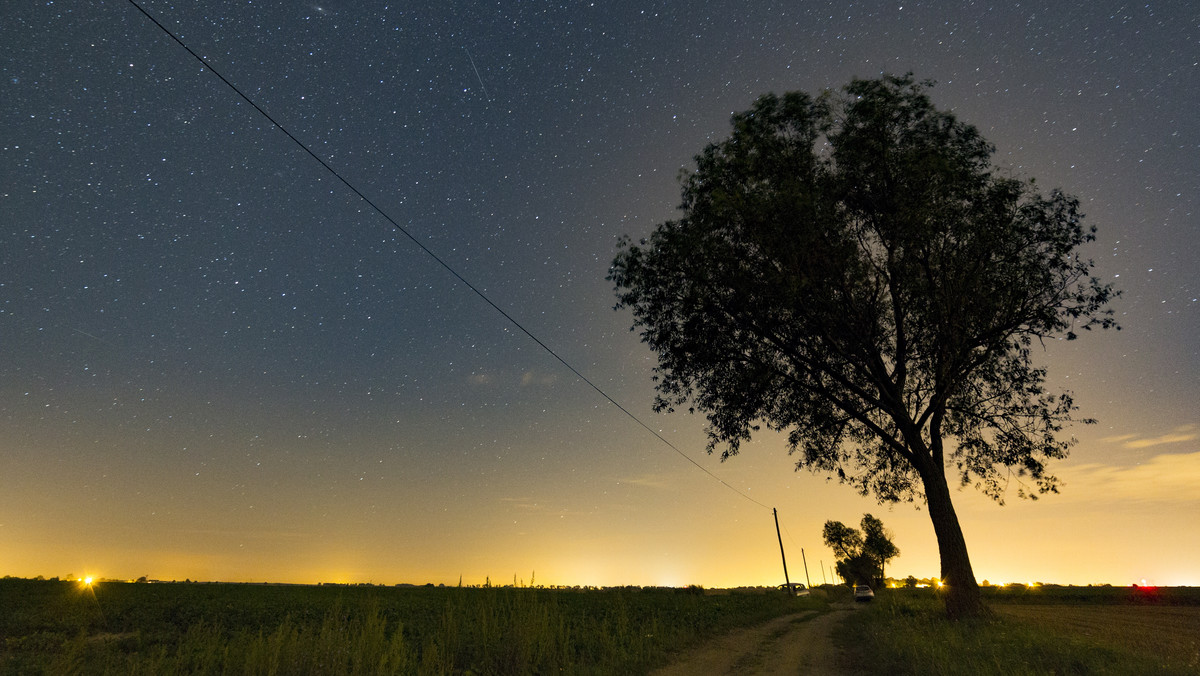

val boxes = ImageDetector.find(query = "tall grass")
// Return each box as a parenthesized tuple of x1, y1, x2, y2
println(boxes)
(113, 601, 414, 675)
(835, 590, 1196, 675)
(1, 579, 818, 674)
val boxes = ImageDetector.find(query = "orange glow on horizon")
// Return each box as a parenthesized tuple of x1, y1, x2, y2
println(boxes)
(4, 566, 1198, 589)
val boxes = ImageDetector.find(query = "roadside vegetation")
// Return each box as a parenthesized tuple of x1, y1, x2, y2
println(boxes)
(0, 577, 825, 674)
(835, 585, 1200, 675)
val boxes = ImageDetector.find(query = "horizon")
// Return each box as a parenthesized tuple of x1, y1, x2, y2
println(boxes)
(8, 573, 1189, 590)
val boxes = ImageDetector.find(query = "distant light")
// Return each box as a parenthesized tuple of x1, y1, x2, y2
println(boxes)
(83, 576, 94, 586)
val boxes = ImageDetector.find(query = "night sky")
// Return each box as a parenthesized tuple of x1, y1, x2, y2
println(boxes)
(2, 1, 1197, 587)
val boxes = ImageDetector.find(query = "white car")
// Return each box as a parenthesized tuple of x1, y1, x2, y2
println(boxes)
(853, 585, 875, 602)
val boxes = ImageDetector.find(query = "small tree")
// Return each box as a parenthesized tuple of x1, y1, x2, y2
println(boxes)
(823, 514, 900, 587)
(861, 514, 900, 582)
(610, 74, 1117, 618)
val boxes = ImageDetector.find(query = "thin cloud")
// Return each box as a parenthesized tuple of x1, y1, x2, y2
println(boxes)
(1102, 424, 1198, 449)
(520, 370, 558, 387)
(499, 496, 544, 512)
(1061, 451, 1200, 503)
(174, 528, 310, 540)
(467, 370, 557, 387)
(617, 474, 671, 489)
(498, 496, 592, 517)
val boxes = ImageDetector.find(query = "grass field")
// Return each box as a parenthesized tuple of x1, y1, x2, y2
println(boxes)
(836, 586, 1200, 675)
(0, 578, 823, 674)
(7, 579, 1199, 674)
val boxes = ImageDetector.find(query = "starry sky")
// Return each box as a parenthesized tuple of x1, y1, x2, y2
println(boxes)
(2, 1, 1197, 588)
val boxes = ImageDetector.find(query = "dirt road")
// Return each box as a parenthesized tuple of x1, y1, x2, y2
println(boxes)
(651, 607, 853, 676)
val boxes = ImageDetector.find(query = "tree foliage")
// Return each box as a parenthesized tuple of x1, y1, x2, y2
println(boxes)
(823, 514, 900, 587)
(861, 514, 900, 576)
(609, 74, 1117, 617)
(821, 520, 863, 561)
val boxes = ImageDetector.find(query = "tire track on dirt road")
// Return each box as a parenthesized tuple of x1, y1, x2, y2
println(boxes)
(651, 606, 854, 675)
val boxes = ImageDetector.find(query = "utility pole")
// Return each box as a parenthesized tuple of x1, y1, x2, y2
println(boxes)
(801, 548, 812, 589)
(820, 560, 827, 585)
(773, 508, 793, 595)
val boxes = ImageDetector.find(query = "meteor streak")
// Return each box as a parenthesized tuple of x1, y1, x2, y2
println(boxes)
(464, 47, 491, 103)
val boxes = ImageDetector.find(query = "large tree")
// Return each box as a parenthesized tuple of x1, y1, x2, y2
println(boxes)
(609, 74, 1117, 618)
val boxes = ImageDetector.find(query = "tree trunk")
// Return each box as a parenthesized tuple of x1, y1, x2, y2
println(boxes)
(922, 466, 986, 619)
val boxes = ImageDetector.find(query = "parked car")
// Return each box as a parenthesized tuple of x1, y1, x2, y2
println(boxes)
(779, 583, 810, 596)
(853, 585, 875, 602)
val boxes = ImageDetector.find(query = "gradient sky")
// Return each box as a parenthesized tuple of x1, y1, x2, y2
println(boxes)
(2, 1, 1196, 588)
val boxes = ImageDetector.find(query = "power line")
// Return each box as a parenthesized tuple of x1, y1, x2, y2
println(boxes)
(127, 0, 770, 511)
(781, 520, 805, 554)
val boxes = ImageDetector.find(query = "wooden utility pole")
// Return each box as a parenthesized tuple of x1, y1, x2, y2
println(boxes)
(801, 548, 812, 588)
(773, 508, 793, 594)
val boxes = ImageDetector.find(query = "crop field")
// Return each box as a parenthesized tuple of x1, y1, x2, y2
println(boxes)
(994, 604, 1199, 672)
(0, 578, 819, 674)
(837, 586, 1200, 675)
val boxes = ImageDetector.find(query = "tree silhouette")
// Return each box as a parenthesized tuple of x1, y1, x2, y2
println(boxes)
(823, 514, 900, 587)
(610, 74, 1117, 618)
(861, 514, 900, 583)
